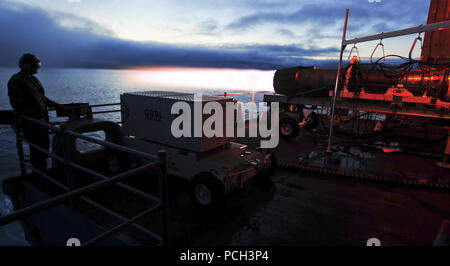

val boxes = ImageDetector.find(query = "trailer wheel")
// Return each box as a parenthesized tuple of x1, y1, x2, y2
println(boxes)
(280, 117, 299, 140)
(191, 174, 225, 208)
(104, 150, 131, 176)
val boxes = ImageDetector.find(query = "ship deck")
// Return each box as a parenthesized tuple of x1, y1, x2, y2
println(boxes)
(3, 127, 450, 246)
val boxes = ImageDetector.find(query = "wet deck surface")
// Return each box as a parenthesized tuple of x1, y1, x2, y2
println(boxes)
(163, 128, 450, 246)
(163, 166, 450, 246)
(150, 131, 450, 246)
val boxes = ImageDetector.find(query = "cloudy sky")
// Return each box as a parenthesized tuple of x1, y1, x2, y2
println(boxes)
(0, 0, 430, 70)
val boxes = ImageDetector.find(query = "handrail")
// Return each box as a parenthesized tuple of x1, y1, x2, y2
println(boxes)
(214, 90, 270, 97)
(63, 128, 158, 161)
(47, 103, 120, 111)
(84, 149, 167, 246)
(4, 111, 169, 246)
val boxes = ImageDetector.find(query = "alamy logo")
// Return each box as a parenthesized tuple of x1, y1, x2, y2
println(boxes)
(170, 94, 279, 148)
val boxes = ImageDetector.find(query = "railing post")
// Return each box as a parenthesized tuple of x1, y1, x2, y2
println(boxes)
(158, 150, 169, 246)
(59, 125, 75, 195)
(13, 112, 26, 177)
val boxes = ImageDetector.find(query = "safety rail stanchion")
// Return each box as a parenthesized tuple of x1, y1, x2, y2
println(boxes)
(59, 125, 75, 192)
(158, 150, 169, 246)
(13, 112, 26, 177)
(327, 8, 349, 153)
(251, 91, 255, 120)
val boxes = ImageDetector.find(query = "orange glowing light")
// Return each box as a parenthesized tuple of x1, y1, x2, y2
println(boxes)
(407, 76, 422, 81)
(382, 148, 397, 153)
(295, 72, 299, 80)
(406, 75, 445, 82)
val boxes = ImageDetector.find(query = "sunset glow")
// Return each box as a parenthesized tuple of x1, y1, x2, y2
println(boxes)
(129, 67, 276, 91)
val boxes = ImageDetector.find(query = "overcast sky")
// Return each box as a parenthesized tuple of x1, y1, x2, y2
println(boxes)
(0, 0, 430, 70)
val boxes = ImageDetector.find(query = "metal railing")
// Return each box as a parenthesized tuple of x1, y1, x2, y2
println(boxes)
(0, 111, 169, 246)
(214, 91, 272, 120)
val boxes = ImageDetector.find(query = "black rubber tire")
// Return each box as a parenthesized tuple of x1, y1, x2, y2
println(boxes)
(104, 149, 131, 176)
(279, 117, 300, 141)
(190, 174, 225, 209)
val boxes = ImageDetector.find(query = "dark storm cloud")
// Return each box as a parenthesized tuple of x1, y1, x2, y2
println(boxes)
(0, 2, 338, 70)
(0, 4, 335, 69)
(226, 0, 429, 32)
(221, 44, 339, 56)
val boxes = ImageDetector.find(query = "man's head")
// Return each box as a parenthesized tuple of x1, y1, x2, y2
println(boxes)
(19, 53, 41, 74)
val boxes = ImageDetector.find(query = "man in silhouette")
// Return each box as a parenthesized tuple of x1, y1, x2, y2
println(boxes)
(8, 53, 65, 171)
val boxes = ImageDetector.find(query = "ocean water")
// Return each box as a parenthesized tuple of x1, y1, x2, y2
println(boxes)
(0, 67, 274, 245)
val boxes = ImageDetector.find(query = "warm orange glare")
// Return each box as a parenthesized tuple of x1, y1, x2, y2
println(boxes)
(125, 66, 276, 91)
(295, 72, 299, 80)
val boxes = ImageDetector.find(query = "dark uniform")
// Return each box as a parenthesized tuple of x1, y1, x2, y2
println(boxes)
(8, 70, 59, 171)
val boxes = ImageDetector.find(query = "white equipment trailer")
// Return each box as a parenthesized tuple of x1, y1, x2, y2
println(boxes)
(119, 91, 272, 207)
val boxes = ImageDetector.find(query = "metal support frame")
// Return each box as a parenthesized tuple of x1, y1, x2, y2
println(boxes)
(13, 113, 26, 176)
(2, 111, 169, 246)
(343, 20, 450, 46)
(59, 125, 74, 191)
(327, 9, 349, 153)
(326, 9, 450, 153)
